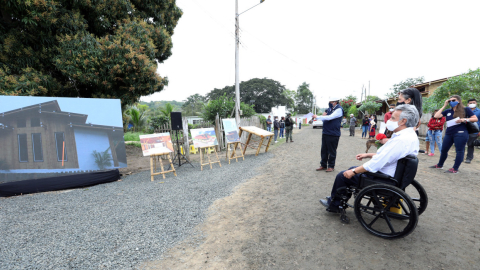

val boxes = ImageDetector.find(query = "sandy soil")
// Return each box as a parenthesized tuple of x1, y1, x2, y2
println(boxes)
(139, 128, 480, 270)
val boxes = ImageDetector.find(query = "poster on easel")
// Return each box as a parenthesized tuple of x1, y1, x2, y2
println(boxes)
(222, 118, 240, 143)
(191, 128, 218, 148)
(139, 133, 174, 156)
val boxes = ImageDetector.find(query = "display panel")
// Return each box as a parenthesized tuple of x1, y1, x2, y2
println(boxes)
(222, 118, 240, 143)
(190, 128, 218, 148)
(0, 96, 127, 183)
(139, 133, 174, 156)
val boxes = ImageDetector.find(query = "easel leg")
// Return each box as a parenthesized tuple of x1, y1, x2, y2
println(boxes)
(167, 154, 177, 177)
(159, 155, 165, 179)
(207, 148, 213, 169)
(200, 148, 204, 171)
(214, 148, 221, 167)
(226, 143, 230, 164)
(150, 156, 154, 181)
(256, 137, 265, 156)
(239, 143, 245, 160)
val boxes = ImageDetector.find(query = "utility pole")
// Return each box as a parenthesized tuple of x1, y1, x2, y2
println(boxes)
(234, 0, 241, 128)
(234, 0, 265, 128)
(368, 80, 370, 97)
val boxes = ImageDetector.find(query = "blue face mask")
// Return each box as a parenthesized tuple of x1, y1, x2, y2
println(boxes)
(329, 102, 334, 109)
(450, 101, 459, 108)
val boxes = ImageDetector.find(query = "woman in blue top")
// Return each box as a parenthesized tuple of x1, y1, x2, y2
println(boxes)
(430, 95, 478, 173)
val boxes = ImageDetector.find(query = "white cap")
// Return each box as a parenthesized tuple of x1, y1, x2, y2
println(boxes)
(329, 96, 341, 102)
(350, 114, 354, 116)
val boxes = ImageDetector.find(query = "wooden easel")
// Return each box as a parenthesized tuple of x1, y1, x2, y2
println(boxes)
(226, 141, 244, 164)
(199, 146, 222, 170)
(149, 153, 177, 181)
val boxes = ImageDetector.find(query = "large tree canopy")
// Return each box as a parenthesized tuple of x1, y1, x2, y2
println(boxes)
(205, 78, 290, 113)
(0, 0, 182, 106)
(295, 82, 313, 114)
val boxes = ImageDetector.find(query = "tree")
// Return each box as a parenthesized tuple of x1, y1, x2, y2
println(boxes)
(124, 105, 147, 132)
(348, 104, 358, 117)
(295, 82, 314, 114)
(358, 100, 382, 115)
(182, 94, 206, 116)
(0, 1, 182, 106)
(160, 103, 175, 120)
(205, 78, 290, 113)
(386, 77, 425, 98)
(202, 95, 256, 123)
(423, 68, 480, 113)
(340, 94, 358, 116)
(282, 89, 296, 110)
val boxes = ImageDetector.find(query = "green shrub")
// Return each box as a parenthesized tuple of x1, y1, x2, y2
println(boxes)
(123, 132, 141, 142)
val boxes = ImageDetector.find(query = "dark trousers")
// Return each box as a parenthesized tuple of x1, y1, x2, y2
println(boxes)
(349, 125, 355, 136)
(274, 129, 279, 141)
(320, 134, 340, 168)
(438, 132, 469, 170)
(466, 133, 479, 160)
(328, 166, 361, 207)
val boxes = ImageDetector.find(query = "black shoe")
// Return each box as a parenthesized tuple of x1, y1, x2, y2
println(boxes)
(319, 199, 329, 208)
(465, 159, 471, 164)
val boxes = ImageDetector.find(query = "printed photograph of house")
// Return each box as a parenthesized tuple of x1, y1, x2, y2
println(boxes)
(139, 133, 174, 156)
(191, 128, 218, 148)
(0, 96, 126, 181)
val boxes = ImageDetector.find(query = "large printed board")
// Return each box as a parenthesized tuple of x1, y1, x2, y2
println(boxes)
(0, 96, 127, 182)
(222, 118, 240, 143)
(191, 128, 218, 148)
(139, 133, 174, 156)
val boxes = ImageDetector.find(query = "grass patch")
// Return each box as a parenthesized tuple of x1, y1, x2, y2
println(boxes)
(123, 132, 143, 142)
(126, 142, 142, 148)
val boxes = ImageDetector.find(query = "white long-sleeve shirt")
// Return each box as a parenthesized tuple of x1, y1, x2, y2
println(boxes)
(316, 105, 343, 121)
(363, 127, 419, 177)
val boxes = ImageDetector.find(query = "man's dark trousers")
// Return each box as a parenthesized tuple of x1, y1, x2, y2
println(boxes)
(466, 133, 479, 161)
(320, 134, 340, 169)
(328, 166, 361, 207)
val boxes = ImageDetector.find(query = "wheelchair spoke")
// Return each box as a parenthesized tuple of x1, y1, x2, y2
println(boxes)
(411, 198, 421, 202)
(367, 212, 382, 227)
(384, 194, 399, 210)
(370, 190, 384, 208)
(399, 200, 410, 215)
(387, 212, 410, 220)
(384, 214, 396, 234)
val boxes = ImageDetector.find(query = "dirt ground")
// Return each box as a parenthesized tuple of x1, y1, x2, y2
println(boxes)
(138, 128, 479, 270)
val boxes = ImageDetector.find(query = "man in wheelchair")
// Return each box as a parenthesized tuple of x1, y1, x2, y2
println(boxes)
(320, 104, 420, 214)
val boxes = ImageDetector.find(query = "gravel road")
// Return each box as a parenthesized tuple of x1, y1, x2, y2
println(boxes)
(145, 127, 480, 270)
(0, 149, 272, 269)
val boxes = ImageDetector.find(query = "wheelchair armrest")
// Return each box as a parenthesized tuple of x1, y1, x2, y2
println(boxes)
(362, 172, 399, 185)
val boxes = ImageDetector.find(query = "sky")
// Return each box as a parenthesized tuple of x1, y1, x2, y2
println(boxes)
(141, 0, 480, 108)
(0, 96, 123, 127)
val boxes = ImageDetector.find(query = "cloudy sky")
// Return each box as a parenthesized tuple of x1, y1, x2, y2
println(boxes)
(142, 0, 480, 107)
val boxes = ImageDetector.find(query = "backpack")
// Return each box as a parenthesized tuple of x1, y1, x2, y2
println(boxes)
(280, 121, 285, 128)
(285, 118, 291, 127)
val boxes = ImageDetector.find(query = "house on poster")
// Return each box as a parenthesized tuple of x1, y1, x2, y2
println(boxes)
(0, 97, 126, 177)
(191, 128, 218, 148)
(139, 133, 174, 156)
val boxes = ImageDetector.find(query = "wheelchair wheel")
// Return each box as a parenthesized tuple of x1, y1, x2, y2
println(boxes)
(404, 180, 428, 216)
(354, 184, 419, 239)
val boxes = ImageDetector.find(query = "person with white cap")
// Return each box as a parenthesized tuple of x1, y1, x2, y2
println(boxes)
(315, 97, 344, 172)
(349, 113, 357, 136)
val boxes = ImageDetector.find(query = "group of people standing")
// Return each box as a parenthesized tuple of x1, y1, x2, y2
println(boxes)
(266, 114, 295, 143)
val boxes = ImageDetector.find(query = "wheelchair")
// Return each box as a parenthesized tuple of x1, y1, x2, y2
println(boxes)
(333, 155, 428, 239)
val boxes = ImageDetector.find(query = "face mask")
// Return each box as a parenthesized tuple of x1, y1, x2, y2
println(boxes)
(386, 119, 399, 131)
(469, 103, 477, 108)
(450, 101, 459, 108)
(328, 103, 334, 109)
(389, 109, 394, 112)
(396, 102, 405, 106)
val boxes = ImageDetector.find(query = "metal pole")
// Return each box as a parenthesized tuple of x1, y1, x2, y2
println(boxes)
(235, 0, 241, 128)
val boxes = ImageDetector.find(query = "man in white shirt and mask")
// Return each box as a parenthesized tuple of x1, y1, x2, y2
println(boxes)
(320, 105, 420, 213)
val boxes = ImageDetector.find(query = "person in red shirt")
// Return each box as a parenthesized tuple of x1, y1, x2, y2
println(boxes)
(384, 104, 395, 123)
(426, 109, 446, 156)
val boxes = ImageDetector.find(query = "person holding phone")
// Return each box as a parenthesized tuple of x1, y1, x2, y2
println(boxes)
(429, 95, 478, 173)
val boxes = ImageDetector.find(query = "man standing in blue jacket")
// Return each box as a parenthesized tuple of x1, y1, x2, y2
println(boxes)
(316, 97, 344, 172)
